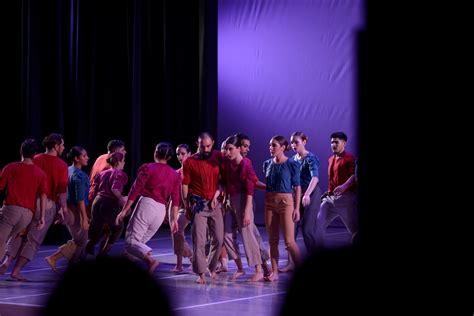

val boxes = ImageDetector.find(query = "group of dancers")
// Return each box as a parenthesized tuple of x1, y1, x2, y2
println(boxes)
(0, 131, 358, 284)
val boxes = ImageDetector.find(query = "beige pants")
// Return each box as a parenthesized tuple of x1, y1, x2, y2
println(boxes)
(125, 196, 166, 260)
(191, 200, 224, 274)
(223, 193, 263, 267)
(264, 192, 301, 265)
(58, 204, 88, 262)
(0, 205, 33, 260)
(7, 198, 56, 261)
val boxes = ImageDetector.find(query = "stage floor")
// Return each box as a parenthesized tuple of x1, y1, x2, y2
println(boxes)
(0, 226, 351, 316)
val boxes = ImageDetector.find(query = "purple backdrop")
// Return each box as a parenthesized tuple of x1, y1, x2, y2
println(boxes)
(218, 0, 365, 224)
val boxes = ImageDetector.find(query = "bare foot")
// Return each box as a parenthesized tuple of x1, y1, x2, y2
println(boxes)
(262, 263, 271, 277)
(11, 272, 27, 282)
(215, 268, 227, 273)
(215, 265, 228, 273)
(248, 272, 264, 282)
(231, 270, 245, 280)
(170, 266, 183, 273)
(0, 263, 9, 275)
(196, 274, 206, 284)
(45, 256, 60, 274)
(207, 268, 218, 279)
(278, 264, 294, 273)
(215, 258, 228, 273)
(148, 260, 160, 275)
(264, 272, 279, 282)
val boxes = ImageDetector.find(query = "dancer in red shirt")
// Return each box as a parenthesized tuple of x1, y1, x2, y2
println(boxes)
(0, 139, 47, 278)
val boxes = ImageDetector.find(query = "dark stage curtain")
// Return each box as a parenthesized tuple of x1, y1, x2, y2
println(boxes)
(0, 0, 217, 180)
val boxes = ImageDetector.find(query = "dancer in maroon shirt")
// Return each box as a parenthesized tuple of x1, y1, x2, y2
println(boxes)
(116, 142, 179, 274)
(222, 135, 271, 281)
(86, 152, 128, 256)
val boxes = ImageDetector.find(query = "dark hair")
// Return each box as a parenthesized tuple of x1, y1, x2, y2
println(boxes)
(271, 135, 289, 152)
(291, 131, 308, 142)
(21, 139, 39, 159)
(67, 146, 85, 163)
(106, 152, 124, 167)
(176, 144, 190, 153)
(155, 142, 173, 160)
(225, 135, 240, 148)
(43, 133, 63, 150)
(330, 132, 347, 142)
(198, 132, 214, 141)
(107, 140, 125, 152)
(234, 133, 250, 146)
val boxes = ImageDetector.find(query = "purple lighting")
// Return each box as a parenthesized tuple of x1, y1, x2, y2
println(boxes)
(218, 0, 365, 223)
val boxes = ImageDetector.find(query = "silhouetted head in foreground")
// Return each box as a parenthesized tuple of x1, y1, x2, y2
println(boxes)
(280, 247, 364, 315)
(42, 256, 174, 315)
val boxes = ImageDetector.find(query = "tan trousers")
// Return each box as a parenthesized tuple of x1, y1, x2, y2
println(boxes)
(58, 204, 88, 262)
(223, 193, 263, 267)
(125, 196, 167, 260)
(7, 198, 56, 260)
(0, 205, 33, 260)
(191, 200, 223, 274)
(264, 192, 300, 265)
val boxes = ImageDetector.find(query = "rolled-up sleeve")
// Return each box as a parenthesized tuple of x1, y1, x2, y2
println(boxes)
(347, 155, 356, 176)
(74, 173, 88, 202)
(289, 161, 301, 187)
(308, 154, 320, 178)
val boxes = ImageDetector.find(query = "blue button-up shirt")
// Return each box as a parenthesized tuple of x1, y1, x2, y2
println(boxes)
(292, 152, 320, 191)
(263, 159, 300, 193)
(67, 166, 90, 206)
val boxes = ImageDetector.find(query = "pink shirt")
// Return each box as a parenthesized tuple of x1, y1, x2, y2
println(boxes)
(92, 168, 128, 200)
(0, 162, 47, 212)
(223, 157, 256, 197)
(128, 163, 180, 207)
